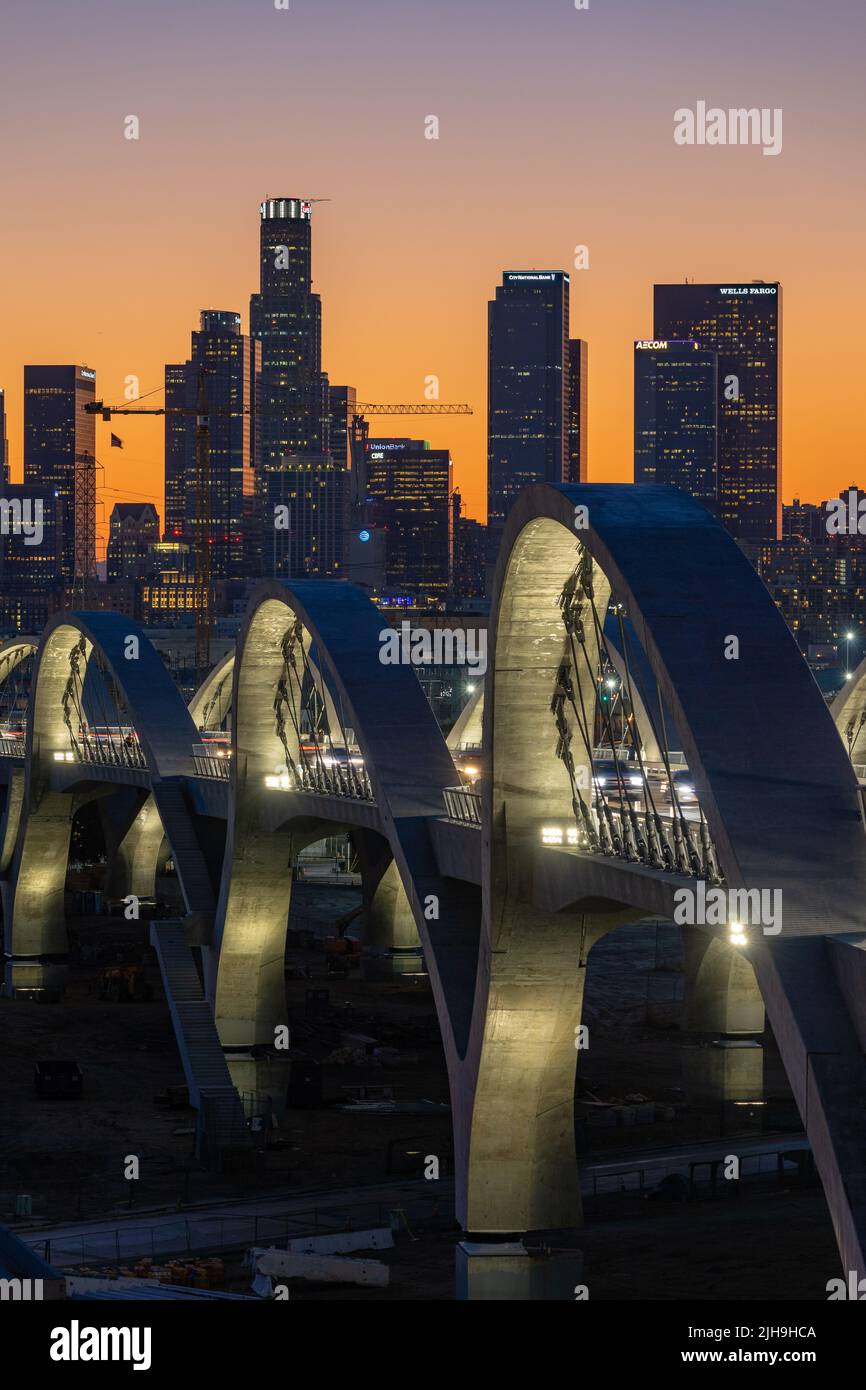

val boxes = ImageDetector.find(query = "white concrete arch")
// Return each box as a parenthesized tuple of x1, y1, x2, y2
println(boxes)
(0, 637, 38, 876)
(212, 581, 479, 1061)
(467, 483, 866, 1275)
(831, 651, 866, 765)
(5, 612, 207, 983)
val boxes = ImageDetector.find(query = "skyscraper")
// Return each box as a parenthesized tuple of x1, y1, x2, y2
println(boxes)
(164, 311, 260, 579)
(268, 454, 346, 580)
(0, 484, 64, 632)
(328, 385, 357, 473)
(23, 365, 96, 584)
(164, 362, 189, 544)
(0, 387, 8, 484)
(488, 271, 571, 543)
(366, 438, 453, 605)
(653, 282, 781, 540)
(452, 492, 487, 606)
(106, 502, 161, 582)
(633, 339, 718, 505)
(250, 199, 330, 471)
(568, 339, 588, 484)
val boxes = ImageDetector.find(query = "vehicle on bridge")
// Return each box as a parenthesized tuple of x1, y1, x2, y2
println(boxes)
(592, 758, 646, 805)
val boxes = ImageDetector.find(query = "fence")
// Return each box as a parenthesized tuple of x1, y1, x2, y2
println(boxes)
(26, 1191, 452, 1270)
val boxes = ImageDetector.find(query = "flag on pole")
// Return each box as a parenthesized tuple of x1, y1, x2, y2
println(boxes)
(110, 433, 123, 449)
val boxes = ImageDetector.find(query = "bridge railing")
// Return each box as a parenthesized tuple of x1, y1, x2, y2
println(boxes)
(73, 740, 148, 772)
(0, 736, 25, 758)
(545, 801, 723, 881)
(192, 745, 231, 780)
(443, 786, 481, 826)
(298, 762, 374, 802)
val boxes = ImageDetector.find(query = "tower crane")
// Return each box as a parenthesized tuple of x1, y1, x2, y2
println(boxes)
(86, 392, 473, 680)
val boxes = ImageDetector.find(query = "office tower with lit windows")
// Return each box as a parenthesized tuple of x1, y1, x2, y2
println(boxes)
(0, 388, 8, 483)
(653, 282, 781, 540)
(164, 362, 189, 544)
(0, 484, 64, 632)
(266, 454, 346, 580)
(23, 364, 96, 583)
(250, 199, 330, 473)
(634, 339, 718, 506)
(106, 502, 161, 582)
(451, 491, 487, 606)
(328, 385, 357, 472)
(488, 271, 571, 548)
(164, 311, 260, 579)
(568, 338, 588, 484)
(365, 438, 452, 604)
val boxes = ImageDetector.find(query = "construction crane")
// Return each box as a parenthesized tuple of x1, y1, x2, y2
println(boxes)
(86, 393, 473, 679)
(87, 371, 216, 681)
(352, 404, 472, 415)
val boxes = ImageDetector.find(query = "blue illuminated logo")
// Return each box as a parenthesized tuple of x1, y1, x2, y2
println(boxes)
(358, 529, 371, 542)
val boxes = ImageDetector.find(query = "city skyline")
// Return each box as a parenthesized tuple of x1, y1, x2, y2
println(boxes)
(2, 0, 864, 549)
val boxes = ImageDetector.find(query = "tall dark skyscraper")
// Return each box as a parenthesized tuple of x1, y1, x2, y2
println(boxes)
(452, 492, 487, 606)
(488, 271, 571, 543)
(366, 438, 453, 605)
(633, 339, 718, 505)
(0, 484, 64, 632)
(568, 338, 588, 484)
(268, 454, 347, 580)
(328, 385, 357, 473)
(164, 311, 260, 579)
(23, 364, 96, 584)
(0, 387, 8, 483)
(653, 282, 781, 540)
(106, 501, 161, 582)
(250, 198, 330, 471)
(164, 361, 188, 545)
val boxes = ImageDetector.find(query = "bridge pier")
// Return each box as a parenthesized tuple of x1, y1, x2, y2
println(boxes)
(6, 786, 74, 981)
(681, 929, 765, 1122)
(464, 904, 602, 1237)
(356, 840, 424, 980)
(101, 789, 166, 901)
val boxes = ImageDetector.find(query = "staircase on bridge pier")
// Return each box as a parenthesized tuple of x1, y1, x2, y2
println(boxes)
(151, 779, 217, 921)
(149, 921, 249, 1168)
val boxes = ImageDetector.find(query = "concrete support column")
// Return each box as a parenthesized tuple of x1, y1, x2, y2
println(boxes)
(5, 789, 74, 997)
(362, 856, 424, 980)
(681, 929, 765, 1116)
(464, 908, 630, 1238)
(101, 789, 165, 900)
(214, 824, 296, 1049)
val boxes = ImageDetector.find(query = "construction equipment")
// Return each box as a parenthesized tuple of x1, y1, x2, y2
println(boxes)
(86, 394, 473, 678)
(352, 404, 472, 415)
(34, 1059, 83, 1099)
(98, 964, 154, 1002)
(87, 371, 214, 680)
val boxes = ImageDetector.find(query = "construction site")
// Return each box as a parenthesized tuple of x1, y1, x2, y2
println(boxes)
(0, 833, 840, 1300)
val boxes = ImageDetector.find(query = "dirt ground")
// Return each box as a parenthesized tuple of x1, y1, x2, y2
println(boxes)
(0, 899, 835, 1300)
(241, 1186, 838, 1301)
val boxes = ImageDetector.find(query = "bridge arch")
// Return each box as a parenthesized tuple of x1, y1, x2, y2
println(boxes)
(831, 651, 866, 766)
(5, 612, 207, 988)
(212, 580, 479, 1064)
(0, 637, 38, 877)
(470, 483, 866, 1273)
(103, 650, 238, 904)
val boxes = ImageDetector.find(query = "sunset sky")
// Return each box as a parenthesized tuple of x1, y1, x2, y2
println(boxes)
(2, 0, 864, 554)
